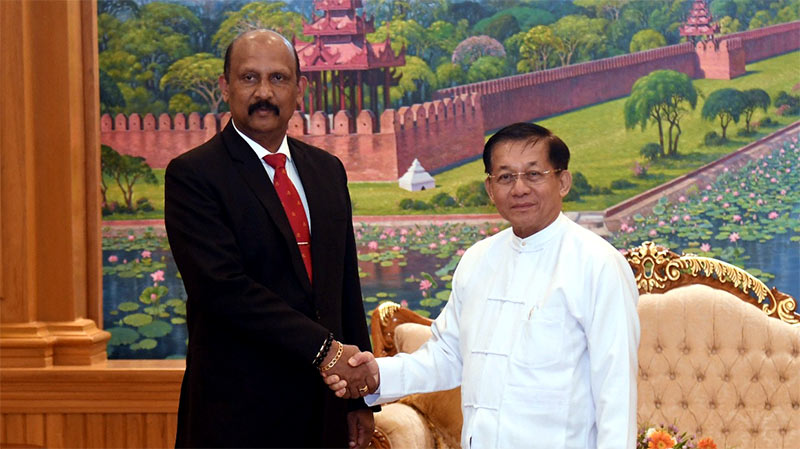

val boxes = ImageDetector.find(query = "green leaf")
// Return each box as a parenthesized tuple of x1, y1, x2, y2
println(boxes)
(171, 318, 186, 325)
(118, 301, 140, 312)
(139, 320, 172, 338)
(107, 327, 139, 346)
(420, 298, 442, 307)
(123, 313, 153, 327)
(364, 296, 378, 303)
(135, 338, 158, 350)
(435, 290, 451, 300)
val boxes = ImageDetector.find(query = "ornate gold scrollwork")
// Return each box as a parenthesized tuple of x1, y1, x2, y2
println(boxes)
(626, 241, 799, 326)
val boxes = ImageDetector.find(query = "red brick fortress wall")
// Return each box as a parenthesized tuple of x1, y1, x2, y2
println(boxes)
(287, 92, 485, 181)
(721, 21, 800, 63)
(100, 112, 219, 168)
(436, 43, 698, 131)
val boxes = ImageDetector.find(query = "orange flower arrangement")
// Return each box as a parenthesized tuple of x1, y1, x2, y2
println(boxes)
(637, 424, 718, 449)
(648, 430, 676, 449)
(698, 437, 717, 449)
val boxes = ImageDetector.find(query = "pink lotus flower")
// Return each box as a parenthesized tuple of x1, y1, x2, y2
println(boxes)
(757, 199, 764, 205)
(771, 177, 777, 183)
(733, 191, 739, 197)
(700, 243, 711, 252)
(456, 249, 465, 256)
(620, 223, 629, 232)
(356, 232, 362, 239)
(683, 215, 691, 222)
(768, 211, 779, 219)
(705, 185, 712, 190)
(658, 221, 666, 226)
(419, 279, 432, 290)
(729, 232, 740, 243)
(702, 196, 709, 202)
(150, 293, 158, 301)
(368, 241, 378, 250)
(400, 228, 408, 235)
(786, 168, 791, 173)
(715, 195, 723, 201)
(141, 250, 152, 259)
(108, 255, 118, 263)
(649, 229, 657, 237)
(400, 300, 408, 308)
(123, 259, 127, 264)
(479, 230, 486, 235)
(749, 193, 756, 198)
(416, 231, 423, 237)
(438, 233, 445, 238)
(723, 203, 730, 208)
(780, 189, 787, 195)
(724, 167, 729, 172)
(671, 215, 679, 223)
(678, 196, 686, 202)
(492, 227, 500, 233)
(379, 234, 387, 240)
(450, 236, 458, 242)
(128, 235, 135, 241)
(400, 236, 407, 243)
(429, 243, 438, 249)
(740, 182, 745, 188)
(733, 215, 742, 222)
(392, 246, 401, 251)
(725, 188, 730, 193)
(150, 270, 165, 282)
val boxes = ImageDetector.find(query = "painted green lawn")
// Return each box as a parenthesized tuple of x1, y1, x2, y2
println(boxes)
(350, 50, 800, 215)
(103, 51, 800, 219)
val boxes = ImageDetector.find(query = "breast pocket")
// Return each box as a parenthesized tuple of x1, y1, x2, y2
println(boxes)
(512, 310, 565, 368)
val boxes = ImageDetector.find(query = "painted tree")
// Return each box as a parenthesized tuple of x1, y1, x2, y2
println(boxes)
(213, 2, 305, 55)
(574, 0, 632, 21)
(551, 15, 607, 66)
(435, 62, 466, 89)
(629, 29, 666, 53)
(452, 35, 506, 67)
(368, 19, 428, 58)
(518, 25, 560, 72)
(702, 88, 747, 139)
(624, 70, 697, 157)
(466, 56, 508, 83)
(741, 88, 771, 133)
(160, 53, 224, 113)
(391, 56, 436, 105)
(103, 148, 159, 211)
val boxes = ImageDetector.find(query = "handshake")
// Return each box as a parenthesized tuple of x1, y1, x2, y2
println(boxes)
(319, 342, 380, 399)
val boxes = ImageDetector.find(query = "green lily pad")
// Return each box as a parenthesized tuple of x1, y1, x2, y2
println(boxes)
(139, 320, 172, 338)
(107, 327, 139, 346)
(123, 313, 153, 327)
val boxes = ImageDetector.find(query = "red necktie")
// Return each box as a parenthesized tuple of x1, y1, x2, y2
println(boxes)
(263, 153, 312, 282)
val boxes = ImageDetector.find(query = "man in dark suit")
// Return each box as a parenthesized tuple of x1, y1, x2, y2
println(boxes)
(165, 29, 377, 448)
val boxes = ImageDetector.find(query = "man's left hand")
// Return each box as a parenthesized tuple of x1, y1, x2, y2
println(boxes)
(346, 409, 374, 448)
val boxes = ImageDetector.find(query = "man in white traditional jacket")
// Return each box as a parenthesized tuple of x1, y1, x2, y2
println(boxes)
(326, 122, 641, 449)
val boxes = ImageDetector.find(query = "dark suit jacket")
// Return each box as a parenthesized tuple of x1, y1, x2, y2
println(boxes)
(165, 123, 373, 448)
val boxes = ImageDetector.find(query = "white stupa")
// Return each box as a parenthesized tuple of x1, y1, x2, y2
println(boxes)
(398, 158, 435, 192)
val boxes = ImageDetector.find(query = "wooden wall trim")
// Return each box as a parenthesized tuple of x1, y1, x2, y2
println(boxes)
(1, 361, 184, 414)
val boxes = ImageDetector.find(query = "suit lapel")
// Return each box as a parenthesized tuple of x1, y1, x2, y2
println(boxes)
(221, 124, 312, 295)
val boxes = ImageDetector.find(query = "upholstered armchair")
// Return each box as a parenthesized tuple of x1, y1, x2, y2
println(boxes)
(368, 242, 800, 449)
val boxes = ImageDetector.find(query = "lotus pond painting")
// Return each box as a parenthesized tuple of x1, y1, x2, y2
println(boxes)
(99, 0, 800, 358)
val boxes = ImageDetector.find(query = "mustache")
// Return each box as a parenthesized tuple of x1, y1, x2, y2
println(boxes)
(248, 100, 280, 116)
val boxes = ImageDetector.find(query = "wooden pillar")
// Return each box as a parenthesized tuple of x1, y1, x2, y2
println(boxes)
(322, 71, 329, 114)
(370, 71, 379, 118)
(383, 67, 391, 110)
(349, 72, 357, 120)
(315, 72, 322, 113)
(356, 71, 363, 112)
(339, 70, 346, 111)
(0, 0, 110, 368)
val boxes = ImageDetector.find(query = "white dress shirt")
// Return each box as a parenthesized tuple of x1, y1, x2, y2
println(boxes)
(231, 121, 311, 229)
(367, 213, 640, 449)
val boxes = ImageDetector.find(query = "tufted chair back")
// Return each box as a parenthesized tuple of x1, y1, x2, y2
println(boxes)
(637, 284, 800, 448)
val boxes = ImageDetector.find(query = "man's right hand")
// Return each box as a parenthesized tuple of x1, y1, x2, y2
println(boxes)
(322, 349, 379, 399)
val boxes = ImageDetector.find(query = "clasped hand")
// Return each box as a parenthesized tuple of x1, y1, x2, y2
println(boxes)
(320, 344, 379, 399)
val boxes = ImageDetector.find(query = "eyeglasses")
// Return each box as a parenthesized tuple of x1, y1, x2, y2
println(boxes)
(487, 169, 563, 186)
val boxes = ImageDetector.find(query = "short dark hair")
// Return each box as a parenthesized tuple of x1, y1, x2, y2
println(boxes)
(223, 31, 302, 82)
(482, 122, 570, 174)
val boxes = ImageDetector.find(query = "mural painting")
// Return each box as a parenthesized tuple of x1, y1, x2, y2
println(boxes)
(98, 0, 800, 361)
